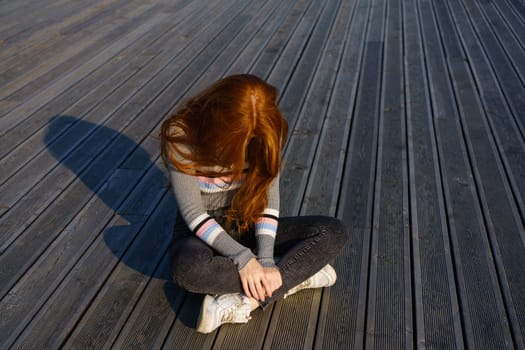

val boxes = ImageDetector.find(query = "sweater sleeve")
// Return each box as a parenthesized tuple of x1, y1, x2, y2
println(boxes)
(254, 173, 280, 268)
(168, 164, 255, 270)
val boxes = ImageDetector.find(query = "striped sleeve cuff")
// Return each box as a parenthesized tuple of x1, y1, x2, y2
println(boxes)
(189, 213, 223, 246)
(255, 209, 279, 267)
(189, 213, 255, 270)
(255, 209, 278, 238)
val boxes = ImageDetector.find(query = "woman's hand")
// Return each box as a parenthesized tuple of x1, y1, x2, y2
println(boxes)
(239, 258, 267, 301)
(262, 267, 282, 298)
(239, 259, 283, 300)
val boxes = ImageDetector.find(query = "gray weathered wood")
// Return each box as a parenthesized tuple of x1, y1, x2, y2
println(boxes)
(420, 0, 514, 347)
(2, 0, 525, 348)
(404, 0, 463, 347)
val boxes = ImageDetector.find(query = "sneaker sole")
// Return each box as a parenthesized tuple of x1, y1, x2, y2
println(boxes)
(284, 264, 337, 298)
(196, 295, 215, 334)
(320, 264, 337, 287)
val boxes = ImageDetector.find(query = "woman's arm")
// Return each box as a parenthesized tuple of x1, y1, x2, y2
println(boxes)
(254, 174, 282, 298)
(168, 165, 256, 270)
(254, 173, 280, 267)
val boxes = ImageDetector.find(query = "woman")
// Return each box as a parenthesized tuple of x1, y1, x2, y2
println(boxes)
(161, 74, 348, 334)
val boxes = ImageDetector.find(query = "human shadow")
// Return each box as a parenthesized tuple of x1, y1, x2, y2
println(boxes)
(44, 116, 177, 279)
(44, 116, 195, 323)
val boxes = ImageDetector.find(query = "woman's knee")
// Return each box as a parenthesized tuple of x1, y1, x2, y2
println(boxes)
(170, 238, 210, 290)
(171, 248, 191, 288)
(317, 216, 349, 251)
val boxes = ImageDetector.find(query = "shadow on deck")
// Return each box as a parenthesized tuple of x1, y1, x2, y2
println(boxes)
(1, 0, 525, 348)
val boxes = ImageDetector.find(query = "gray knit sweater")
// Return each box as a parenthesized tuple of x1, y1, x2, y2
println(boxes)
(168, 163, 280, 270)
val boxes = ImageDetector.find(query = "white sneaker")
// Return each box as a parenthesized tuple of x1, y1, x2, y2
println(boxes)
(284, 264, 337, 298)
(196, 293, 252, 334)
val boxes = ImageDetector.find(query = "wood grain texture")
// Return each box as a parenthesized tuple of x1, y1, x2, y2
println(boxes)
(1, 0, 524, 348)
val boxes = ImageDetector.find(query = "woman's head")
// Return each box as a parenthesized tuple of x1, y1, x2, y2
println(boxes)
(161, 74, 288, 230)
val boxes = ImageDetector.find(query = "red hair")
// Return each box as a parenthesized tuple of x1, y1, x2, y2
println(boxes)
(161, 74, 288, 231)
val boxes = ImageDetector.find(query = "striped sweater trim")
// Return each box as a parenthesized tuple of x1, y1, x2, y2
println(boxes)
(262, 208, 279, 218)
(197, 175, 244, 193)
(255, 209, 279, 239)
(189, 213, 223, 245)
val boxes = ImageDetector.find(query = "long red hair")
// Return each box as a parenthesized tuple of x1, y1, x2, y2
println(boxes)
(161, 74, 288, 232)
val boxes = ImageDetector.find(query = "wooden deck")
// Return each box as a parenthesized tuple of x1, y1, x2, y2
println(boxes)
(1, 0, 525, 348)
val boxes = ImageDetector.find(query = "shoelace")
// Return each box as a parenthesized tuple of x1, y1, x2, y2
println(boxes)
(297, 276, 313, 289)
(221, 306, 237, 322)
(220, 300, 248, 322)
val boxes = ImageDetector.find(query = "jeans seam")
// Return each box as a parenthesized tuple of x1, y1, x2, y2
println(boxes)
(259, 230, 328, 310)
(279, 229, 326, 273)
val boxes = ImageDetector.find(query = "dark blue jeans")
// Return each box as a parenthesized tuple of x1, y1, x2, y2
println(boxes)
(170, 214, 348, 307)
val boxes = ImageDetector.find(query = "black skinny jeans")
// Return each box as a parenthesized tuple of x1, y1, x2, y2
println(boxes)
(170, 214, 348, 308)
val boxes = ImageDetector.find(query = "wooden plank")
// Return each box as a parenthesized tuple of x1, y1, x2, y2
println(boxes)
(506, 0, 525, 25)
(0, 13, 172, 218)
(440, 0, 525, 346)
(335, 0, 384, 346)
(0, 0, 51, 20)
(249, 0, 314, 80)
(0, 0, 90, 43)
(445, 0, 525, 223)
(0, 131, 165, 349)
(0, 0, 198, 182)
(301, 0, 363, 217)
(225, 0, 299, 76)
(108, 1, 305, 347)
(419, 0, 514, 348)
(58, 181, 175, 349)
(457, 0, 525, 137)
(303, 0, 370, 347)
(0, 0, 158, 118)
(110, 255, 185, 349)
(266, 0, 330, 134)
(3, 0, 260, 344)
(0, 1, 163, 128)
(491, 0, 525, 49)
(0, 20, 169, 182)
(365, 0, 412, 347)
(175, 0, 292, 101)
(250, 0, 353, 348)
(262, 0, 327, 92)
(457, 0, 525, 213)
(263, 291, 322, 350)
(0, 168, 146, 348)
(0, 0, 139, 90)
(62, 1, 287, 347)
(0, 0, 130, 66)
(404, 0, 463, 348)
(10, 191, 173, 349)
(0, 0, 230, 238)
(472, 0, 525, 82)
(160, 0, 332, 348)
(0, 0, 245, 300)
(276, 0, 345, 212)
(278, 0, 342, 211)
(161, 293, 215, 350)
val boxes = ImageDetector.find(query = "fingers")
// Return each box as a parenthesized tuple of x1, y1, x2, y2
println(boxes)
(249, 278, 266, 301)
(241, 278, 252, 299)
(239, 258, 266, 301)
(263, 281, 274, 298)
(261, 277, 276, 298)
(242, 276, 265, 301)
(240, 275, 266, 301)
(239, 261, 284, 301)
(261, 268, 282, 298)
